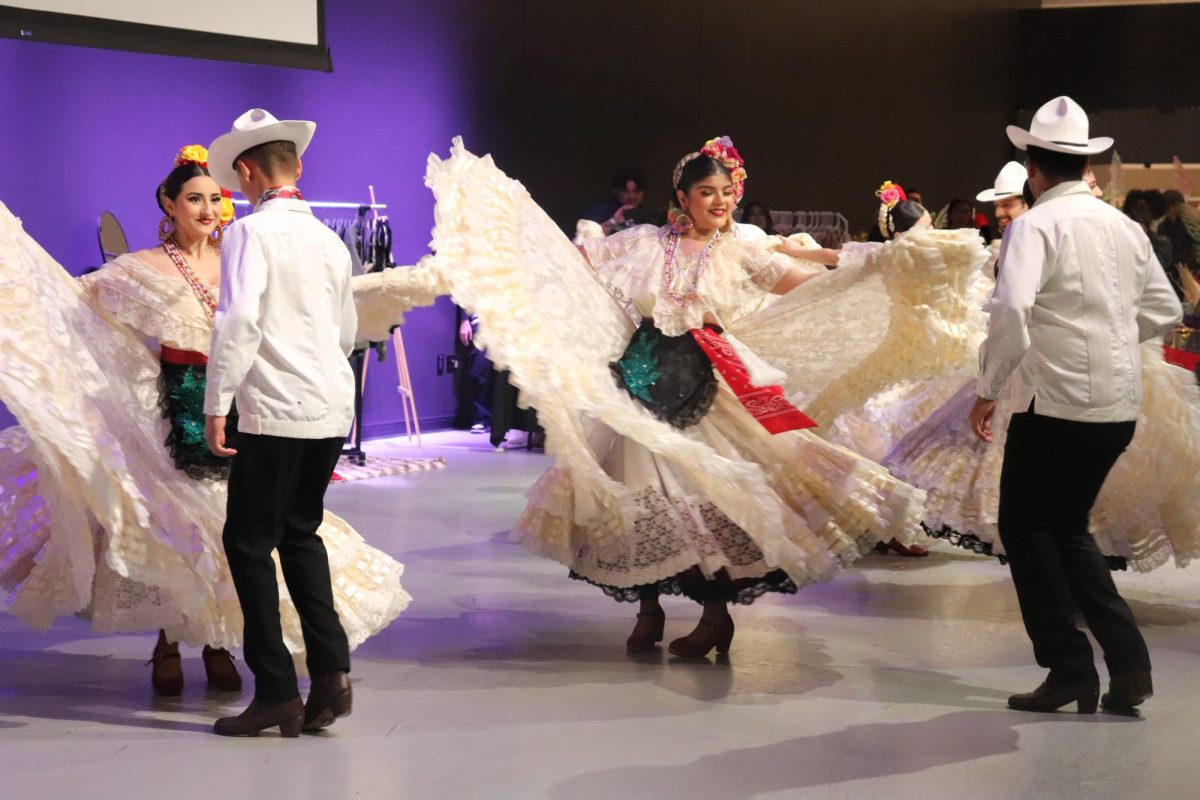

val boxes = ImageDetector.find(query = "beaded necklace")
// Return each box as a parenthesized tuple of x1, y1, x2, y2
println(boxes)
(161, 238, 218, 320)
(662, 229, 721, 309)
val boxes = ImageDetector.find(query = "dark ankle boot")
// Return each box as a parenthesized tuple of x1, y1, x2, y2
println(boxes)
(214, 698, 305, 737)
(202, 646, 243, 692)
(626, 609, 666, 652)
(1008, 677, 1099, 714)
(1102, 670, 1153, 714)
(304, 671, 353, 732)
(148, 638, 183, 697)
(668, 615, 734, 658)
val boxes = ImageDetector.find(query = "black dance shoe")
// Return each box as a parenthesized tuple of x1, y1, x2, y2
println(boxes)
(1007, 677, 1099, 714)
(1101, 670, 1153, 714)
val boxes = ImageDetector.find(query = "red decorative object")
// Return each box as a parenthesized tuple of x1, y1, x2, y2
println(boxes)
(690, 326, 817, 435)
(1163, 345, 1200, 372)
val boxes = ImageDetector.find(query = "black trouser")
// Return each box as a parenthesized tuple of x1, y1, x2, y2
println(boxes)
(998, 409, 1149, 683)
(223, 433, 350, 703)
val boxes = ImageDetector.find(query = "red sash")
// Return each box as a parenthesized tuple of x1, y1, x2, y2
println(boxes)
(160, 345, 208, 366)
(1164, 344, 1200, 372)
(689, 326, 817, 435)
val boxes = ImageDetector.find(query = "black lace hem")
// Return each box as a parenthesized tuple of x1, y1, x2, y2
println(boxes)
(157, 359, 235, 482)
(569, 566, 798, 606)
(921, 523, 1128, 572)
(610, 319, 718, 430)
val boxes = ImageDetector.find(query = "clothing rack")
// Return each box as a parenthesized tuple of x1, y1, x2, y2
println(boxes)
(365, 184, 422, 447)
(792, 211, 851, 248)
(231, 199, 388, 210)
(231, 193, 420, 455)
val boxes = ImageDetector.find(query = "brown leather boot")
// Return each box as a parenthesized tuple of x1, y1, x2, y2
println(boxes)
(213, 698, 305, 737)
(202, 646, 243, 692)
(148, 634, 183, 697)
(668, 615, 735, 658)
(626, 609, 666, 652)
(304, 671, 353, 732)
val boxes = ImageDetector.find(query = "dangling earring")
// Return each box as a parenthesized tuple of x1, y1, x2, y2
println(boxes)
(158, 215, 175, 243)
(668, 205, 693, 234)
(209, 224, 224, 251)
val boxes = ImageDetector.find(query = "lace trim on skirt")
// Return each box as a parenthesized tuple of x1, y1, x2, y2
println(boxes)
(569, 565, 798, 606)
(921, 522, 1129, 572)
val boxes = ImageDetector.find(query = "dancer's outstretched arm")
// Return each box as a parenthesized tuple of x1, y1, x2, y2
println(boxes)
(351, 255, 448, 341)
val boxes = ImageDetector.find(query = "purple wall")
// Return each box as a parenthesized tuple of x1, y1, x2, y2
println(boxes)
(0, 1, 482, 435)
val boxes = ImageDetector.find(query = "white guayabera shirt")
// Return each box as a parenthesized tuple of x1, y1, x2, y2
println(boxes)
(978, 180, 1181, 423)
(204, 197, 358, 439)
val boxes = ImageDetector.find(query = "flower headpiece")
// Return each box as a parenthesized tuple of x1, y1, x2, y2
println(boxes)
(169, 144, 236, 226)
(672, 135, 748, 202)
(875, 180, 907, 239)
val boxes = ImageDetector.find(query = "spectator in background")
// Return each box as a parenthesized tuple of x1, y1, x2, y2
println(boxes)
(1160, 190, 1198, 276)
(584, 166, 652, 234)
(946, 197, 992, 242)
(739, 200, 777, 235)
(907, 188, 924, 205)
(1125, 189, 1179, 299)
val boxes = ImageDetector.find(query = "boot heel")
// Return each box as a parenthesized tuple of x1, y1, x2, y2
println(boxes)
(653, 616, 665, 643)
(715, 620, 735, 655)
(329, 690, 353, 718)
(279, 715, 304, 737)
(1077, 691, 1099, 714)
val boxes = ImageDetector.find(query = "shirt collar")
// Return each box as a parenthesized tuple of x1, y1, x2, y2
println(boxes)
(1033, 180, 1092, 207)
(254, 197, 313, 215)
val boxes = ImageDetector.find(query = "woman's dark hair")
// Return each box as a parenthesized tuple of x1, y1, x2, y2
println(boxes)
(675, 155, 731, 196)
(1143, 189, 1167, 219)
(1026, 145, 1088, 182)
(888, 199, 928, 238)
(157, 162, 210, 214)
(740, 200, 775, 233)
(1122, 189, 1147, 218)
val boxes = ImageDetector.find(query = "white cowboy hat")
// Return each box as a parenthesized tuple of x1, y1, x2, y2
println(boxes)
(976, 161, 1028, 203)
(1006, 96, 1112, 155)
(207, 108, 316, 191)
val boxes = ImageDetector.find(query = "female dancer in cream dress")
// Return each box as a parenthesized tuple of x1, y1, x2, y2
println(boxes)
(404, 137, 986, 656)
(828, 172, 1200, 571)
(0, 147, 412, 697)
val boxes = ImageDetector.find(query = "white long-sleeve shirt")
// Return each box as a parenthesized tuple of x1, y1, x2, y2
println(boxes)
(978, 180, 1181, 422)
(203, 197, 357, 439)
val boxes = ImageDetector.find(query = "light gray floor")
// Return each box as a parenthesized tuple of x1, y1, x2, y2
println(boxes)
(1, 430, 1197, 800)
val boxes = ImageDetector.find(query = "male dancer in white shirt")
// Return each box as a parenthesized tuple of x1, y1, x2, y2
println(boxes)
(203, 109, 356, 737)
(971, 97, 1181, 716)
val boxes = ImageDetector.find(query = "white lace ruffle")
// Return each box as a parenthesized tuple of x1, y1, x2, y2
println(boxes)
(0, 202, 409, 649)
(734, 231, 990, 429)
(78, 254, 216, 354)
(579, 226, 791, 337)
(882, 342, 1200, 572)
(351, 257, 448, 342)
(424, 140, 939, 589)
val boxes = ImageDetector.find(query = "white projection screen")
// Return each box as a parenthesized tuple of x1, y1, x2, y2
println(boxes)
(0, 0, 330, 70)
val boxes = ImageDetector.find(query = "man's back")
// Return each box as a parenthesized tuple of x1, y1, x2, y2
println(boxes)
(209, 197, 357, 438)
(983, 181, 1180, 421)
